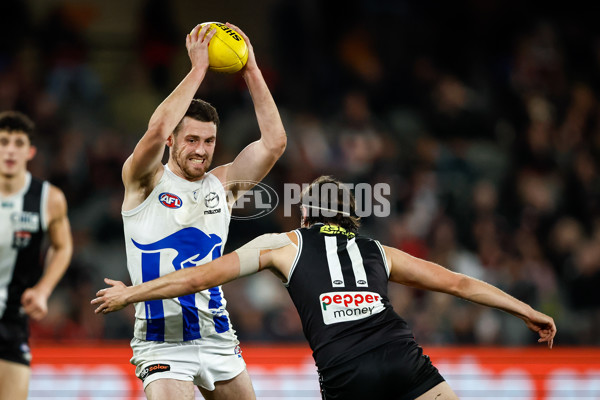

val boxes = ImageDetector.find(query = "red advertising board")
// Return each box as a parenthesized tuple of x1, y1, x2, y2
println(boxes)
(28, 343, 600, 399)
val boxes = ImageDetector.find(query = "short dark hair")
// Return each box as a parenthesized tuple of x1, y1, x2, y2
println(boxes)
(0, 111, 35, 141)
(174, 99, 220, 135)
(301, 175, 361, 233)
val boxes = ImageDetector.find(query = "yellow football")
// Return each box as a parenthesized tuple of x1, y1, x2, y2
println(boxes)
(197, 22, 248, 73)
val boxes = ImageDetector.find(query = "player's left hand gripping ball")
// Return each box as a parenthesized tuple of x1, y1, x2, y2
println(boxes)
(195, 22, 249, 73)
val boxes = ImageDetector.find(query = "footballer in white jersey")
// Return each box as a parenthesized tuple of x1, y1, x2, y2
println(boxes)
(123, 166, 235, 342)
(113, 23, 286, 399)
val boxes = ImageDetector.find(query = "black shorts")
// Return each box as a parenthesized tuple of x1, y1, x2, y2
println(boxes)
(0, 316, 31, 366)
(318, 338, 444, 400)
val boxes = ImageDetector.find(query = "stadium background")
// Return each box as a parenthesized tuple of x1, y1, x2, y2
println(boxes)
(2, 0, 599, 398)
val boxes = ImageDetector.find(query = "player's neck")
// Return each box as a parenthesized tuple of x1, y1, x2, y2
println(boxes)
(305, 222, 341, 229)
(0, 169, 28, 197)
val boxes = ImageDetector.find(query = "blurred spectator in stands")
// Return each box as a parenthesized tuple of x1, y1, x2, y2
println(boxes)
(37, 3, 105, 117)
(136, 0, 179, 94)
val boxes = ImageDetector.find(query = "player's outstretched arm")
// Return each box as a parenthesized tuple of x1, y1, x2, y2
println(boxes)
(211, 23, 287, 202)
(92, 232, 295, 314)
(22, 185, 73, 320)
(122, 24, 216, 193)
(384, 245, 556, 348)
(92, 251, 242, 314)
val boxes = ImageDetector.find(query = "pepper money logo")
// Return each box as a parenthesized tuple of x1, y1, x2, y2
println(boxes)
(320, 291, 385, 325)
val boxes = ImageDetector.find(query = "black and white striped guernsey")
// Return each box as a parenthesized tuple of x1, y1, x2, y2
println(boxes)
(0, 172, 49, 325)
(286, 224, 414, 371)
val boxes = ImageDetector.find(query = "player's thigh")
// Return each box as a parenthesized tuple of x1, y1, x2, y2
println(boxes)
(198, 368, 255, 400)
(415, 381, 459, 400)
(0, 359, 30, 400)
(145, 378, 196, 400)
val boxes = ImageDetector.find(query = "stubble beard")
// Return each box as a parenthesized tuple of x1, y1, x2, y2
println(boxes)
(173, 146, 212, 181)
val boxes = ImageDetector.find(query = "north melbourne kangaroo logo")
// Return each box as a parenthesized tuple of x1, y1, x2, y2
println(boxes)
(132, 227, 222, 269)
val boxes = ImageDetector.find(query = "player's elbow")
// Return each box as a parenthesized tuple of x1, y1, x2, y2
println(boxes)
(444, 273, 471, 297)
(176, 279, 198, 297)
(146, 120, 172, 140)
(269, 132, 287, 158)
(186, 273, 209, 294)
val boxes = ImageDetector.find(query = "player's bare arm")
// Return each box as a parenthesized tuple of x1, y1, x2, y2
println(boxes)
(92, 232, 297, 314)
(21, 185, 72, 320)
(210, 24, 287, 204)
(122, 24, 216, 211)
(257, 232, 298, 282)
(384, 245, 556, 348)
(92, 251, 242, 314)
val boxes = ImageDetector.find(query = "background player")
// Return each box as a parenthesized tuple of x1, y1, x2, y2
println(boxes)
(0, 111, 73, 400)
(119, 22, 286, 400)
(93, 175, 556, 400)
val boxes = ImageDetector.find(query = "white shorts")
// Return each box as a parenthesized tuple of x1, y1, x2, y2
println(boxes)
(130, 335, 247, 391)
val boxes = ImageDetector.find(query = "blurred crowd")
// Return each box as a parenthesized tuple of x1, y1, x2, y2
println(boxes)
(1, 0, 598, 346)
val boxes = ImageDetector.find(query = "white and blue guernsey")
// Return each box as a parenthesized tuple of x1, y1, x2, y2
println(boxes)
(122, 165, 235, 342)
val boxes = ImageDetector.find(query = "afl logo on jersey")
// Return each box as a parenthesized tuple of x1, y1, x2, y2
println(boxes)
(159, 192, 183, 209)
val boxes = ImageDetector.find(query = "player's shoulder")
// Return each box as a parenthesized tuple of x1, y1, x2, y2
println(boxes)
(355, 233, 378, 243)
(257, 231, 298, 247)
(29, 174, 65, 204)
(122, 156, 165, 190)
(284, 231, 299, 246)
(46, 184, 67, 211)
(207, 163, 230, 186)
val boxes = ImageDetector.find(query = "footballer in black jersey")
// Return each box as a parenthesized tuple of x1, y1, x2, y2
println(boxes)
(94, 176, 556, 400)
(0, 111, 72, 400)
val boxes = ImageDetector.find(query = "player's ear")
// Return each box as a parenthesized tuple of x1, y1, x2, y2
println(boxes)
(300, 205, 308, 227)
(27, 145, 37, 161)
(166, 134, 173, 148)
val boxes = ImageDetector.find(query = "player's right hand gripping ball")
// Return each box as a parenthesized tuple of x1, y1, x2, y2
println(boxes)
(197, 22, 248, 73)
